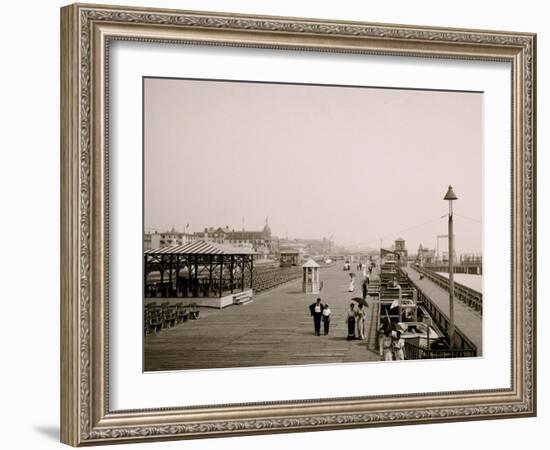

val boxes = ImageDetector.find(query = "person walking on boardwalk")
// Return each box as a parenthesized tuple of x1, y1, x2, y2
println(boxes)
(348, 272, 355, 292)
(346, 303, 357, 340)
(322, 303, 332, 335)
(356, 303, 367, 340)
(309, 298, 325, 336)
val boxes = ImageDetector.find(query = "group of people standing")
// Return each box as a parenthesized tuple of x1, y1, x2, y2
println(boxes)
(378, 325, 405, 361)
(347, 267, 372, 296)
(345, 302, 368, 341)
(307, 260, 406, 361)
(309, 298, 369, 341)
(310, 261, 373, 340)
(308, 298, 332, 336)
(356, 261, 373, 273)
(308, 300, 406, 360)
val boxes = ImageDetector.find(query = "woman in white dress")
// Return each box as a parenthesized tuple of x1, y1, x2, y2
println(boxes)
(348, 272, 355, 292)
(322, 304, 331, 335)
(393, 331, 405, 360)
(356, 304, 366, 340)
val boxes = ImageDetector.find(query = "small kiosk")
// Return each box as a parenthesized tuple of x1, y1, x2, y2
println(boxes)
(302, 258, 321, 294)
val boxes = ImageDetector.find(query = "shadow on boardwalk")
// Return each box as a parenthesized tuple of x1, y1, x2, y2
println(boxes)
(144, 264, 382, 371)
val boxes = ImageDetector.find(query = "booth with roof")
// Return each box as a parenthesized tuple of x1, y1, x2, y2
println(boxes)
(302, 258, 321, 294)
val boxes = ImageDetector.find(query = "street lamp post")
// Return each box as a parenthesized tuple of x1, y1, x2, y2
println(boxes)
(444, 185, 458, 347)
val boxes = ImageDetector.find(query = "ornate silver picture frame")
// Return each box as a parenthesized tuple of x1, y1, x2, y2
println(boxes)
(60, 3, 536, 446)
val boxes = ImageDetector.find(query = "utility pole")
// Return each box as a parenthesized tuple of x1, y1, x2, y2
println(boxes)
(444, 185, 458, 347)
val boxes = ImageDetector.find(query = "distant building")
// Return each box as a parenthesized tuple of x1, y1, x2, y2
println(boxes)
(192, 226, 230, 245)
(394, 237, 408, 263)
(460, 254, 483, 265)
(191, 222, 272, 257)
(276, 237, 332, 257)
(144, 228, 192, 250)
(280, 250, 301, 267)
(144, 232, 160, 251)
(416, 243, 436, 267)
(144, 220, 337, 261)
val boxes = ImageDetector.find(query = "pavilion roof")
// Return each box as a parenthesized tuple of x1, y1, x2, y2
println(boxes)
(145, 240, 256, 256)
(302, 258, 320, 268)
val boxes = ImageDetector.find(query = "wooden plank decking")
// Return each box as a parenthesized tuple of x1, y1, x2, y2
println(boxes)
(144, 264, 381, 371)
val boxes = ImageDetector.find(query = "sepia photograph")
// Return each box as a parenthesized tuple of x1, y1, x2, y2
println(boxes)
(142, 77, 483, 372)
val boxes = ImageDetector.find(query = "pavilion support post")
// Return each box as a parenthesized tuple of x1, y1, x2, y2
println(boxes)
(241, 256, 245, 292)
(219, 255, 224, 298)
(194, 256, 199, 297)
(209, 257, 214, 297)
(174, 267, 180, 297)
(168, 256, 173, 297)
(184, 258, 189, 297)
(189, 256, 194, 297)
(230, 255, 234, 294)
(144, 255, 148, 298)
(250, 256, 254, 289)
(174, 256, 181, 298)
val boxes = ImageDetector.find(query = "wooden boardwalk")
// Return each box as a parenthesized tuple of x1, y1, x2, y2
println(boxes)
(400, 265, 482, 353)
(145, 264, 381, 371)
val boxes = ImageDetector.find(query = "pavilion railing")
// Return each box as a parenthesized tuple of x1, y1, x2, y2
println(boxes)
(248, 266, 302, 293)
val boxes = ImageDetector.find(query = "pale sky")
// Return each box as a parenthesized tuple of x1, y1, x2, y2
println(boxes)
(144, 78, 482, 254)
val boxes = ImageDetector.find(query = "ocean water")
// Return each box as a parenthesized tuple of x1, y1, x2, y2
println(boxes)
(436, 272, 482, 294)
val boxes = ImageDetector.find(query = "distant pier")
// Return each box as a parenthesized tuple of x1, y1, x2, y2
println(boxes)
(422, 262, 482, 275)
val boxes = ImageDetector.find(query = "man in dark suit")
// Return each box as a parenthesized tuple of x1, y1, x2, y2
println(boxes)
(309, 298, 325, 336)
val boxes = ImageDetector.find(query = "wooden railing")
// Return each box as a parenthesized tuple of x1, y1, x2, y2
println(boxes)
(247, 266, 303, 293)
(412, 265, 482, 313)
(404, 338, 477, 360)
(423, 262, 482, 275)
(399, 271, 478, 355)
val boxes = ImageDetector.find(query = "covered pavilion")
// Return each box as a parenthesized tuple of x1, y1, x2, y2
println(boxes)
(144, 241, 256, 301)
